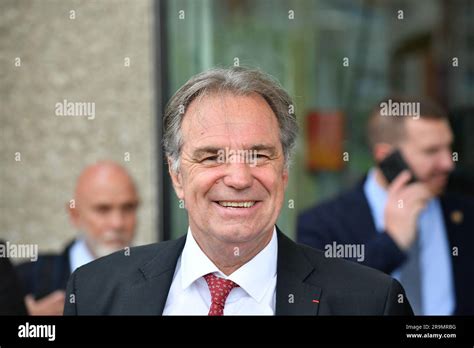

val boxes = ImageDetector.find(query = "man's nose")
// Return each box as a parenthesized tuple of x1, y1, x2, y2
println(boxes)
(109, 210, 126, 229)
(222, 162, 253, 190)
(440, 149, 455, 172)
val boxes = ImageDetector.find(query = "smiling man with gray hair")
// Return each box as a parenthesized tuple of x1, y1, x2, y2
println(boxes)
(64, 67, 413, 315)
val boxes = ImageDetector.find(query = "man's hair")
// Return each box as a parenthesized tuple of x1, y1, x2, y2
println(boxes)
(163, 67, 299, 172)
(367, 95, 448, 148)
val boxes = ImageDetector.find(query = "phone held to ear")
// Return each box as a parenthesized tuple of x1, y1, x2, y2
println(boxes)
(378, 149, 417, 185)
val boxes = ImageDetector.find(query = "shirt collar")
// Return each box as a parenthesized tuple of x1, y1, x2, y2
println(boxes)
(363, 168, 389, 232)
(364, 168, 388, 202)
(69, 238, 95, 273)
(180, 226, 278, 303)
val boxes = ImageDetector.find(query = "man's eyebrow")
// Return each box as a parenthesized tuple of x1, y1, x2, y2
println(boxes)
(250, 144, 277, 154)
(422, 138, 454, 151)
(92, 203, 113, 209)
(192, 147, 222, 158)
(191, 144, 278, 159)
(194, 144, 276, 152)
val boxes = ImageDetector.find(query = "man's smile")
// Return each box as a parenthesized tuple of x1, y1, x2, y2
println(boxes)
(217, 201, 257, 208)
(211, 200, 263, 217)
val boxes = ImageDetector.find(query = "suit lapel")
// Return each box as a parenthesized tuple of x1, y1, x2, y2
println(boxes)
(119, 236, 186, 315)
(440, 194, 464, 250)
(350, 181, 379, 241)
(59, 240, 75, 289)
(275, 230, 322, 315)
(440, 194, 465, 314)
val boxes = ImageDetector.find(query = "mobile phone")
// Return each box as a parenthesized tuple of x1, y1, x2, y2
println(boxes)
(378, 149, 417, 184)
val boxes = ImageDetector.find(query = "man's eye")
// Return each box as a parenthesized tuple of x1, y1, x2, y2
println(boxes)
(201, 156, 218, 163)
(123, 203, 137, 213)
(424, 149, 438, 155)
(96, 206, 111, 214)
(255, 154, 270, 161)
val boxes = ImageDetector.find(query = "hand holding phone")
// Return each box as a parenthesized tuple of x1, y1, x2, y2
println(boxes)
(379, 150, 431, 250)
(378, 149, 417, 185)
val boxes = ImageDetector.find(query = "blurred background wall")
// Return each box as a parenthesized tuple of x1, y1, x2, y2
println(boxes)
(0, 0, 158, 252)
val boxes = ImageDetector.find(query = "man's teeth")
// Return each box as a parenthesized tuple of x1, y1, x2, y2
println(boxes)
(218, 201, 256, 208)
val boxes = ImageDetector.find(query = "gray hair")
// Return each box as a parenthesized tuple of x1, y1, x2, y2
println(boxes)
(163, 67, 298, 172)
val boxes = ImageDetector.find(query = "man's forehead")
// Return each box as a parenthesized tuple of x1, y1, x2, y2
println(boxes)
(191, 142, 277, 153)
(183, 122, 280, 148)
(76, 177, 137, 204)
(186, 138, 280, 158)
(183, 93, 276, 126)
(186, 120, 273, 134)
(405, 118, 452, 137)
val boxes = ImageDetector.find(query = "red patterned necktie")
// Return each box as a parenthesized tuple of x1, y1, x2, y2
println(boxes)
(203, 273, 239, 316)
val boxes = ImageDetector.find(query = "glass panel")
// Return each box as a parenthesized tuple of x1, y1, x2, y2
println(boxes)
(163, 0, 474, 240)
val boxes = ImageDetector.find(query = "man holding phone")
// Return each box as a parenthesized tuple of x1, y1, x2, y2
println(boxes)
(297, 97, 474, 315)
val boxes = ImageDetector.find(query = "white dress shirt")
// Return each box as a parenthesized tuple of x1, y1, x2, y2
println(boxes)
(163, 227, 278, 315)
(69, 238, 95, 274)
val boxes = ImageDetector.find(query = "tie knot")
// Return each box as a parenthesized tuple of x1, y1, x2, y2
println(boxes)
(204, 273, 239, 315)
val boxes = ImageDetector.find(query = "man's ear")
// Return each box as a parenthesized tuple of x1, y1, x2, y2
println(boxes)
(168, 158, 184, 200)
(282, 167, 289, 189)
(67, 200, 81, 228)
(373, 143, 394, 163)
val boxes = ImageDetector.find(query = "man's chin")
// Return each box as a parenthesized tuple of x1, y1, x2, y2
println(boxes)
(428, 184, 446, 196)
(210, 224, 271, 244)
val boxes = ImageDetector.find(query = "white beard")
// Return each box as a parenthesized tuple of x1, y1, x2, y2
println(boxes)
(89, 242, 123, 259)
(83, 230, 129, 259)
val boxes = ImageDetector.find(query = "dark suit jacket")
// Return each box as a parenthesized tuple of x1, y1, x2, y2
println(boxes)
(64, 230, 413, 315)
(16, 241, 74, 300)
(0, 241, 28, 315)
(297, 181, 474, 315)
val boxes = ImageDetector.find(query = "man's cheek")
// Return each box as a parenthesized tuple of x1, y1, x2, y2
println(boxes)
(89, 217, 106, 235)
(126, 218, 136, 233)
(420, 164, 437, 181)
